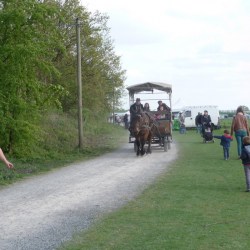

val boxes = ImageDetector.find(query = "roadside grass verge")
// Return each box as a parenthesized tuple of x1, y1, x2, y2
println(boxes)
(60, 129, 250, 250)
(0, 122, 128, 186)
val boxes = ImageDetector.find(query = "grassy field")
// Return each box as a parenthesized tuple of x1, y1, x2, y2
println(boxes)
(60, 126, 250, 250)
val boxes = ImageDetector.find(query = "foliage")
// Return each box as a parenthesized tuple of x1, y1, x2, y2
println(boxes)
(0, 0, 126, 157)
(53, 0, 126, 113)
(0, 0, 65, 154)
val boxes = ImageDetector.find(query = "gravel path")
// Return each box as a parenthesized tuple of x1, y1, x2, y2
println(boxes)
(0, 141, 177, 250)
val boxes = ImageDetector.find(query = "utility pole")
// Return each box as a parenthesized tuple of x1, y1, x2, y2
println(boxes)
(113, 87, 115, 124)
(76, 18, 83, 149)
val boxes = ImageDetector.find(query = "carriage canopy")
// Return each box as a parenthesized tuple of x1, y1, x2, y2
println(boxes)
(126, 81, 172, 107)
(127, 82, 173, 151)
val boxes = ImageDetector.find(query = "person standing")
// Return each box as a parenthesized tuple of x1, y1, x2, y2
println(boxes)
(240, 136, 250, 192)
(0, 148, 13, 169)
(213, 129, 233, 160)
(231, 106, 249, 158)
(178, 112, 186, 134)
(201, 110, 212, 135)
(201, 110, 211, 126)
(123, 113, 129, 129)
(195, 112, 202, 134)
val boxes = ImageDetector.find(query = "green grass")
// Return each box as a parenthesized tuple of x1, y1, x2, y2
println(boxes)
(59, 129, 250, 250)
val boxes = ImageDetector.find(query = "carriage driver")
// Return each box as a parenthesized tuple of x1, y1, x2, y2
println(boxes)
(130, 98, 144, 121)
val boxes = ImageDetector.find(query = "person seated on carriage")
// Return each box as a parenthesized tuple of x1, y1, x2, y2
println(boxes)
(129, 98, 144, 132)
(155, 105, 166, 119)
(143, 102, 150, 112)
(130, 98, 144, 119)
(157, 100, 171, 112)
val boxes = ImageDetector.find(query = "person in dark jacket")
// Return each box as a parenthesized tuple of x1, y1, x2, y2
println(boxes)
(123, 113, 129, 129)
(130, 98, 143, 121)
(201, 110, 211, 126)
(240, 136, 250, 192)
(195, 112, 202, 134)
(213, 129, 233, 160)
(201, 110, 212, 135)
(129, 98, 144, 136)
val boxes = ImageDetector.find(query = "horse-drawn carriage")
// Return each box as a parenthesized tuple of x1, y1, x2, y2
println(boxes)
(127, 82, 172, 155)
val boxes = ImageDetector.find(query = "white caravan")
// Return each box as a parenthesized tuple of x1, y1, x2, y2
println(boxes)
(182, 106, 220, 129)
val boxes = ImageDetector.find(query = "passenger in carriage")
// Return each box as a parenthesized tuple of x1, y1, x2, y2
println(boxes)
(157, 100, 170, 112)
(155, 105, 166, 119)
(143, 102, 150, 112)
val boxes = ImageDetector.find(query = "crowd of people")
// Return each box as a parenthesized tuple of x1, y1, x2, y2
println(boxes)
(129, 98, 170, 121)
(128, 103, 250, 191)
(195, 106, 250, 192)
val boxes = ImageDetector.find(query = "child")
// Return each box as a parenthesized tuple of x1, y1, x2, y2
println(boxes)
(213, 129, 233, 160)
(240, 136, 250, 192)
(154, 105, 166, 120)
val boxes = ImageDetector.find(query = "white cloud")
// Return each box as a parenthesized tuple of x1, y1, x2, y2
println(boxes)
(81, 0, 250, 110)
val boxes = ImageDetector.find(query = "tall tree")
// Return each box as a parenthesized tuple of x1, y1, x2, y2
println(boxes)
(0, 0, 65, 155)
(53, 0, 126, 119)
(0, 0, 126, 156)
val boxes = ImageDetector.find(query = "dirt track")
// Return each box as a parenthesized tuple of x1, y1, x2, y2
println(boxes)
(0, 142, 177, 250)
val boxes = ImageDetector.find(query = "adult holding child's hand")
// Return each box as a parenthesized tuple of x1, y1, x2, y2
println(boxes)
(231, 106, 249, 159)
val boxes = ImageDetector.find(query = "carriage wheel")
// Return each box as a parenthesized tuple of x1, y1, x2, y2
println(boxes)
(159, 137, 162, 146)
(164, 137, 168, 152)
(134, 142, 138, 152)
(167, 140, 171, 149)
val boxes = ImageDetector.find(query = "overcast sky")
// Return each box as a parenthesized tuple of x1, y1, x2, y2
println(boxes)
(80, 0, 250, 111)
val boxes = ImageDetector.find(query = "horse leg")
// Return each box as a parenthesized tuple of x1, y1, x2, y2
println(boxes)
(140, 133, 148, 156)
(140, 140, 145, 156)
(136, 138, 140, 156)
(147, 132, 152, 154)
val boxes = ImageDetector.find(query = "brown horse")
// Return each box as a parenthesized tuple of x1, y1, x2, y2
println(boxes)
(130, 112, 153, 156)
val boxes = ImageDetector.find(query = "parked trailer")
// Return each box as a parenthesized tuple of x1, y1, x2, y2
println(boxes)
(182, 105, 220, 129)
(126, 82, 172, 152)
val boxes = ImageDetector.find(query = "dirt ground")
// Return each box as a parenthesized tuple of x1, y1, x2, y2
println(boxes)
(0, 141, 177, 250)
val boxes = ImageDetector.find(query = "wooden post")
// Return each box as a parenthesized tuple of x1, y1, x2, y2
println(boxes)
(76, 18, 83, 149)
